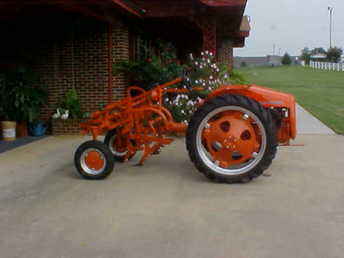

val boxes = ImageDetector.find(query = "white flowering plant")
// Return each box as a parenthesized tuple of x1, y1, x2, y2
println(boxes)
(185, 50, 231, 92)
(166, 51, 232, 123)
(164, 94, 204, 123)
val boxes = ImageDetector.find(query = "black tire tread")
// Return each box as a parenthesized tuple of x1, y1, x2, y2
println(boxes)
(74, 140, 115, 180)
(186, 94, 278, 184)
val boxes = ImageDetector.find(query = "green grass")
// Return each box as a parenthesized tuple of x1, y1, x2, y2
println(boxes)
(238, 66, 344, 134)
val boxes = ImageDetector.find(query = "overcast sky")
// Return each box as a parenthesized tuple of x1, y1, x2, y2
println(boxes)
(234, 0, 344, 57)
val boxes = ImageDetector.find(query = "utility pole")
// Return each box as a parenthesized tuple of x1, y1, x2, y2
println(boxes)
(328, 6, 334, 48)
(273, 44, 276, 56)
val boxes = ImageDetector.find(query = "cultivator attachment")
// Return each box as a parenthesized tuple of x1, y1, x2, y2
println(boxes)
(79, 78, 188, 166)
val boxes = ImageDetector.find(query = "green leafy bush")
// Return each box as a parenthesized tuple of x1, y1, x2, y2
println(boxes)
(59, 89, 83, 119)
(327, 47, 343, 63)
(114, 43, 184, 90)
(282, 53, 292, 65)
(0, 68, 47, 122)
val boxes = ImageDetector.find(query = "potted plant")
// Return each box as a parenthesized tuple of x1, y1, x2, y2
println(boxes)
(59, 89, 83, 119)
(52, 89, 87, 135)
(0, 110, 17, 141)
(29, 120, 47, 137)
(0, 72, 17, 141)
(0, 68, 48, 139)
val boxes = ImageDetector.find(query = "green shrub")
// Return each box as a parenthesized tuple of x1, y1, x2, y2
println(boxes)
(114, 42, 184, 90)
(59, 89, 83, 119)
(0, 68, 47, 122)
(327, 47, 343, 63)
(282, 53, 292, 65)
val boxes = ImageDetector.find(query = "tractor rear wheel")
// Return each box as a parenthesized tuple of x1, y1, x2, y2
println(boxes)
(74, 140, 115, 180)
(186, 94, 277, 183)
(104, 129, 136, 162)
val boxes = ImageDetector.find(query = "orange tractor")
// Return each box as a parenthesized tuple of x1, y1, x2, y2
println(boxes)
(74, 77, 296, 183)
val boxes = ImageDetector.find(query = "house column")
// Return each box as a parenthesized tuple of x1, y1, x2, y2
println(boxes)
(195, 16, 217, 55)
(217, 39, 233, 70)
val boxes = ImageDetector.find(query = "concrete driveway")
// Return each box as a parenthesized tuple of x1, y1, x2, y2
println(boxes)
(1, 132, 344, 258)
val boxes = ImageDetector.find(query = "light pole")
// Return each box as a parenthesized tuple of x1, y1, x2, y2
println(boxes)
(328, 6, 334, 48)
(273, 44, 276, 56)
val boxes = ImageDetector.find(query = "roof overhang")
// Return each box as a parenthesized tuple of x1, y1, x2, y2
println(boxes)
(130, 0, 249, 44)
(110, 0, 145, 17)
(0, 0, 144, 22)
(200, 0, 246, 7)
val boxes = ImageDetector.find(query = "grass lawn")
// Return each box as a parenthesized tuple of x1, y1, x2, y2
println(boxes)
(238, 66, 344, 134)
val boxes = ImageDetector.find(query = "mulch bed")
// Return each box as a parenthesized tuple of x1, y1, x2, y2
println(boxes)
(0, 136, 47, 154)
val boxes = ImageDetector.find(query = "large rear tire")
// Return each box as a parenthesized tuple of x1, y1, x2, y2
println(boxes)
(74, 140, 115, 180)
(186, 94, 277, 183)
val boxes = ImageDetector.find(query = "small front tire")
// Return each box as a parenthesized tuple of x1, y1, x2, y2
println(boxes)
(74, 140, 115, 180)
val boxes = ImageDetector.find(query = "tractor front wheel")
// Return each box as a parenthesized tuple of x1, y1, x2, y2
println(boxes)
(186, 94, 277, 183)
(74, 140, 115, 180)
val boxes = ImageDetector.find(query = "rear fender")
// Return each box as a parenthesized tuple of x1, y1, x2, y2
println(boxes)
(205, 85, 297, 141)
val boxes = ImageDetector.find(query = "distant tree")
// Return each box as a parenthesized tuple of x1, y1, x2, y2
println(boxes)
(327, 47, 343, 63)
(300, 47, 311, 65)
(240, 61, 247, 68)
(311, 47, 327, 55)
(281, 53, 292, 65)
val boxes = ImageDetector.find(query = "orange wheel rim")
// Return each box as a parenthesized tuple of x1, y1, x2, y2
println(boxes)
(84, 150, 105, 171)
(202, 110, 261, 168)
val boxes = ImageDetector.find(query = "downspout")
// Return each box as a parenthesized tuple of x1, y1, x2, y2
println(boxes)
(107, 23, 113, 104)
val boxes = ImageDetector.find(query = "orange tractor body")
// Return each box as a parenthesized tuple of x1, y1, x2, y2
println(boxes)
(206, 84, 297, 143)
(75, 78, 296, 183)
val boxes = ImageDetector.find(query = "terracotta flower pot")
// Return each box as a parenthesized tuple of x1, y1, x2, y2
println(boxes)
(16, 121, 28, 138)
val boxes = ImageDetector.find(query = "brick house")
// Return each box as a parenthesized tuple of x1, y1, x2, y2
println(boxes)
(0, 0, 250, 134)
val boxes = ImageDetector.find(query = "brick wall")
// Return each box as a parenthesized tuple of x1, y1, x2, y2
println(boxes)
(31, 16, 129, 121)
(51, 119, 85, 135)
(74, 20, 108, 114)
(0, 14, 130, 135)
(112, 20, 130, 101)
(33, 18, 106, 120)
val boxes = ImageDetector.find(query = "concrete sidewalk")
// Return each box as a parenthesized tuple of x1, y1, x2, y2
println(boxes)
(0, 135, 344, 258)
(297, 104, 335, 134)
(0, 104, 340, 258)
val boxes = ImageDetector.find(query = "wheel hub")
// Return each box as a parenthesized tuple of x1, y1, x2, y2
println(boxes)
(84, 150, 105, 171)
(202, 110, 260, 168)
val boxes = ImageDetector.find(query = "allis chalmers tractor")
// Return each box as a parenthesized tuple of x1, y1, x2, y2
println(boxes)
(74, 77, 296, 183)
